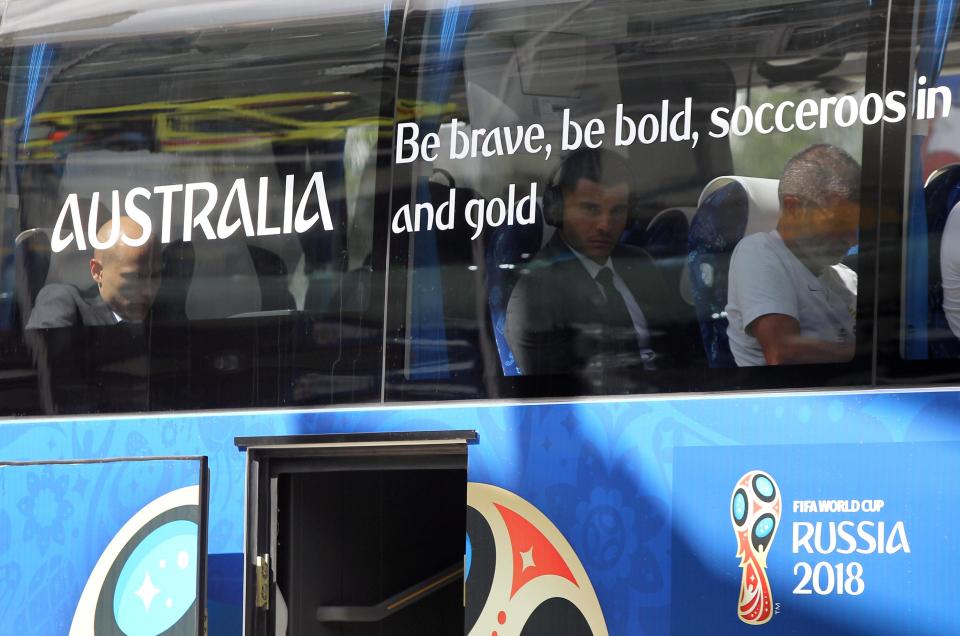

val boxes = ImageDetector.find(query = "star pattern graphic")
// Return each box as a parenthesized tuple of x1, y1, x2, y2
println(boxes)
(134, 571, 160, 612)
(520, 547, 536, 572)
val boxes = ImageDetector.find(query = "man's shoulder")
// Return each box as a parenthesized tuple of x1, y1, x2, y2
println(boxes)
(509, 240, 592, 310)
(28, 284, 110, 329)
(731, 231, 788, 268)
(518, 238, 579, 278)
(733, 230, 778, 253)
(513, 255, 576, 295)
(27, 284, 86, 329)
(34, 283, 85, 303)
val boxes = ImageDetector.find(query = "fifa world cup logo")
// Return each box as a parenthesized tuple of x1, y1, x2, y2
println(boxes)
(730, 470, 781, 625)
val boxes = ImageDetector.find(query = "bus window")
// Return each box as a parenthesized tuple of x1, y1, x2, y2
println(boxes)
(878, 6, 960, 385)
(386, 0, 881, 400)
(0, 0, 400, 415)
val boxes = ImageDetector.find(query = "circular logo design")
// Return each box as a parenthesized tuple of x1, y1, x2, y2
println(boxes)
(70, 486, 201, 636)
(466, 483, 608, 636)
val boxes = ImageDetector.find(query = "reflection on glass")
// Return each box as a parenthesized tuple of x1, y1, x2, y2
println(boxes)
(505, 148, 696, 390)
(0, 3, 398, 413)
(396, 0, 873, 396)
(901, 9, 960, 364)
(726, 145, 861, 367)
(26, 217, 160, 328)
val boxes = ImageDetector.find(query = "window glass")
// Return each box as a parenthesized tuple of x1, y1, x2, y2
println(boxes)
(732, 87, 865, 178)
(387, 0, 880, 400)
(883, 6, 960, 382)
(0, 0, 398, 414)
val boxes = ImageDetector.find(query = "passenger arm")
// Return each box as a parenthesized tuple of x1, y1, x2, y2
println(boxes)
(749, 313, 855, 365)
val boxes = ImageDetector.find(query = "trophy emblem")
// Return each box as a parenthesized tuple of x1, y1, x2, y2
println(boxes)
(731, 470, 781, 625)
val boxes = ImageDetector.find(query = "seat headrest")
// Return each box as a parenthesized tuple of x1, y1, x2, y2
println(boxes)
(697, 176, 780, 237)
(924, 163, 960, 227)
(430, 121, 487, 196)
(924, 162, 960, 188)
(14, 228, 52, 314)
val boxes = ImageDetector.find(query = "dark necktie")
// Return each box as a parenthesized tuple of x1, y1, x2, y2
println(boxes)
(595, 267, 642, 359)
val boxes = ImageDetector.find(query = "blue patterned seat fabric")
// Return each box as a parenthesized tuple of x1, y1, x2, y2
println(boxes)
(629, 208, 691, 295)
(686, 183, 749, 368)
(485, 209, 544, 376)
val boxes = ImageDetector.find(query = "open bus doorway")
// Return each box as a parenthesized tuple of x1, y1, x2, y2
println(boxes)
(237, 431, 474, 635)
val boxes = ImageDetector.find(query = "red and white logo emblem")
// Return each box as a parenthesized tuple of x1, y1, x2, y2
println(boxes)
(466, 483, 607, 635)
(730, 471, 781, 625)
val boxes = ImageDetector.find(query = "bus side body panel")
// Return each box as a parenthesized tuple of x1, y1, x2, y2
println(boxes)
(0, 457, 207, 634)
(0, 389, 957, 634)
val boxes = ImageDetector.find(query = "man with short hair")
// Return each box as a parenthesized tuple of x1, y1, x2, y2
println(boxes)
(27, 216, 160, 328)
(504, 148, 695, 384)
(725, 144, 861, 366)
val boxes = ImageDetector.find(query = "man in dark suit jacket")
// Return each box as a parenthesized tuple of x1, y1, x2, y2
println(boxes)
(505, 148, 696, 386)
(24, 217, 160, 413)
(26, 283, 118, 328)
(27, 216, 159, 329)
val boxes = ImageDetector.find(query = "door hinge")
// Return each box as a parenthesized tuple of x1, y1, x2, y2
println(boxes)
(255, 554, 271, 610)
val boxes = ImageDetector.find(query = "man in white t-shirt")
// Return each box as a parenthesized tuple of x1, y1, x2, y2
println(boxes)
(940, 202, 960, 339)
(726, 144, 860, 366)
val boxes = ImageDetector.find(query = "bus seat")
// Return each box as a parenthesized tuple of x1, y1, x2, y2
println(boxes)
(322, 253, 374, 316)
(248, 245, 296, 312)
(485, 202, 543, 376)
(301, 129, 373, 314)
(924, 163, 960, 358)
(616, 59, 736, 308)
(687, 177, 779, 367)
(622, 207, 693, 302)
(618, 60, 736, 229)
(152, 240, 195, 323)
(644, 208, 693, 255)
(431, 121, 487, 200)
(425, 179, 485, 381)
(401, 170, 487, 383)
(14, 228, 52, 326)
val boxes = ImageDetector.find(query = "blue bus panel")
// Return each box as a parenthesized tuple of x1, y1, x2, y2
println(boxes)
(0, 389, 956, 634)
(0, 457, 205, 635)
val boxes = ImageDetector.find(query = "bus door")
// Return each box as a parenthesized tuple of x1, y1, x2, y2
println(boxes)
(236, 431, 475, 636)
(0, 455, 209, 635)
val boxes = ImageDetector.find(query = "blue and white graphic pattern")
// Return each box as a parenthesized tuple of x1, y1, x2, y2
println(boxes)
(0, 388, 958, 634)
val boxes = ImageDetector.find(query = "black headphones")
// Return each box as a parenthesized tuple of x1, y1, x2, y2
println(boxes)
(541, 160, 568, 228)
(541, 148, 642, 228)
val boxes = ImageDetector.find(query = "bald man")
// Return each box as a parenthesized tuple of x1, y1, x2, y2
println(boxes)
(26, 217, 160, 329)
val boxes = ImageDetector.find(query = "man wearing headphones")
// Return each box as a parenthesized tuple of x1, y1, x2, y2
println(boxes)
(504, 147, 694, 386)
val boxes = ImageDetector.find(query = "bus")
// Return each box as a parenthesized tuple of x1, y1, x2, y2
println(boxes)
(0, 0, 958, 633)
